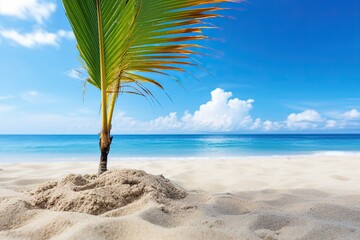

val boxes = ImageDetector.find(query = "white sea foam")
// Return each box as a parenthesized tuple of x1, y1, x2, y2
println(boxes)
(3, 151, 360, 163)
(311, 151, 360, 156)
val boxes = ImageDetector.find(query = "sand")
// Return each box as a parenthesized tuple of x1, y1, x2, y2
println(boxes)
(30, 169, 187, 215)
(0, 155, 360, 239)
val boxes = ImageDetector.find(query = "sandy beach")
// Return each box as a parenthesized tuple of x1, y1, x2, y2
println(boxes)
(1, 155, 360, 239)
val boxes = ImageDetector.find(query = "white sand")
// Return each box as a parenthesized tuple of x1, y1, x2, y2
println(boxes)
(1, 155, 360, 239)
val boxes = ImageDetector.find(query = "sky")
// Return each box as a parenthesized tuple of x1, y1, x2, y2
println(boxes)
(0, 0, 359, 134)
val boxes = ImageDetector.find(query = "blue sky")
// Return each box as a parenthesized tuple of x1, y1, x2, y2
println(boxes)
(0, 0, 359, 134)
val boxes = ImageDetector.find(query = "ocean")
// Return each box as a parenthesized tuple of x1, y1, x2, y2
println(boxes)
(0, 134, 359, 162)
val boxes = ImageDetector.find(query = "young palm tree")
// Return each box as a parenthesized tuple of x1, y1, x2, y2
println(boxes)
(62, 0, 236, 174)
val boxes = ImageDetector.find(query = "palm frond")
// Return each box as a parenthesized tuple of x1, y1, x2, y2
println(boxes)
(62, 0, 237, 130)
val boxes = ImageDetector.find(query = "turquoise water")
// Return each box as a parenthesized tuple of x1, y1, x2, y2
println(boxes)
(0, 134, 359, 162)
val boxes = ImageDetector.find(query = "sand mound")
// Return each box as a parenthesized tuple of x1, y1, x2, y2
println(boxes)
(30, 169, 187, 215)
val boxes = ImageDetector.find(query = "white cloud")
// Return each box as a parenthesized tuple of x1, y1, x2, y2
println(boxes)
(112, 112, 142, 132)
(325, 120, 337, 128)
(286, 109, 323, 130)
(111, 92, 360, 133)
(0, 1, 74, 48)
(66, 68, 83, 80)
(250, 118, 262, 130)
(0, 113, 100, 134)
(249, 119, 283, 131)
(263, 120, 282, 131)
(1, 88, 359, 133)
(344, 109, 360, 120)
(181, 88, 254, 131)
(0, 0, 56, 24)
(0, 104, 15, 113)
(21, 90, 41, 103)
(0, 95, 14, 100)
(283, 108, 360, 131)
(20, 90, 58, 104)
(112, 88, 256, 132)
(57, 30, 75, 39)
(1, 91, 60, 105)
(262, 120, 274, 131)
(0, 29, 74, 48)
(148, 112, 184, 130)
(320, 109, 360, 129)
(287, 109, 323, 122)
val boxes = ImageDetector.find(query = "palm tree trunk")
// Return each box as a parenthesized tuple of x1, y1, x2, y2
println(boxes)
(96, 0, 111, 175)
(98, 131, 112, 174)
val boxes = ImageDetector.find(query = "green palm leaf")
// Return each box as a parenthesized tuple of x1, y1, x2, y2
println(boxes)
(62, 0, 236, 173)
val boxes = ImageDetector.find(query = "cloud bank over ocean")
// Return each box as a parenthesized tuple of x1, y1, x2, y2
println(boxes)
(112, 88, 360, 133)
(1, 88, 359, 133)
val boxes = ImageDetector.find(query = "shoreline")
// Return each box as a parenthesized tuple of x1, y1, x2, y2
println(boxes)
(2, 151, 360, 163)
